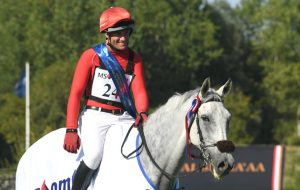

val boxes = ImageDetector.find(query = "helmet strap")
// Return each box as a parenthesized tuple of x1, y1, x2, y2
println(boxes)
(105, 33, 129, 52)
(105, 33, 114, 48)
(106, 35, 121, 52)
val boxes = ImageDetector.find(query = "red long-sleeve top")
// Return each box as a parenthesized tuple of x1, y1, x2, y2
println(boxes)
(66, 45, 149, 129)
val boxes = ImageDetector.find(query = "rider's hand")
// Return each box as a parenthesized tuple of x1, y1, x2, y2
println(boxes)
(134, 112, 148, 128)
(63, 129, 80, 153)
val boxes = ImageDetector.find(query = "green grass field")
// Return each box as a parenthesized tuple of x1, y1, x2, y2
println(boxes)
(283, 146, 300, 190)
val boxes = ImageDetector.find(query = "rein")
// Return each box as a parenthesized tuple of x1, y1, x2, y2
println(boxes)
(121, 116, 187, 180)
(121, 94, 235, 180)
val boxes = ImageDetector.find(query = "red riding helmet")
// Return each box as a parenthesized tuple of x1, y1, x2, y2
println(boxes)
(99, 7, 134, 33)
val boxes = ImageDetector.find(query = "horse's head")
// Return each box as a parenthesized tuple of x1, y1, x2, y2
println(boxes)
(189, 78, 235, 179)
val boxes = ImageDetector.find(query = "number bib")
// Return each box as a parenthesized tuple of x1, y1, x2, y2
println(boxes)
(91, 68, 133, 103)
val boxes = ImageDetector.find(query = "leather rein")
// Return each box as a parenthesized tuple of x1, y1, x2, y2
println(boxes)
(121, 94, 235, 180)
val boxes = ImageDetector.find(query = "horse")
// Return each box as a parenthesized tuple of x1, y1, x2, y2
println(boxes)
(16, 78, 235, 190)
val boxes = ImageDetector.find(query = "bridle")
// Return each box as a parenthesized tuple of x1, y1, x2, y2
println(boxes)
(121, 93, 235, 180)
(187, 94, 235, 168)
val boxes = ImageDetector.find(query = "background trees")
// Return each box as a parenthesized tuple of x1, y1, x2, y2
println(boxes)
(237, 0, 300, 143)
(0, 0, 299, 167)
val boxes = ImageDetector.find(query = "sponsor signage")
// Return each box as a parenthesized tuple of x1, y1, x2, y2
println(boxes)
(179, 145, 285, 190)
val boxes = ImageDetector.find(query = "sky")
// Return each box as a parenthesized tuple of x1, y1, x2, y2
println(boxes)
(208, 0, 241, 7)
(227, 0, 241, 7)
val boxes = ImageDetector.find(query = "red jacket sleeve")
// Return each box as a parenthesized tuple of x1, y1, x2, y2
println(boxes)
(131, 53, 149, 114)
(66, 50, 94, 129)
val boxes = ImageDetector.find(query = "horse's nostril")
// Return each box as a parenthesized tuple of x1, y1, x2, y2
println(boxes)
(216, 140, 235, 153)
(218, 161, 225, 168)
(218, 161, 228, 170)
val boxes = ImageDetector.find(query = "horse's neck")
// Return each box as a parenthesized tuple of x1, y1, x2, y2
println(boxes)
(140, 94, 194, 189)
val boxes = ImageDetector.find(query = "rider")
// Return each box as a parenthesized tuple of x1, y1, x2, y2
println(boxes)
(63, 6, 149, 190)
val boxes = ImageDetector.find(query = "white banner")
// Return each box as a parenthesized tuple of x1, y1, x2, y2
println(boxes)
(16, 124, 159, 190)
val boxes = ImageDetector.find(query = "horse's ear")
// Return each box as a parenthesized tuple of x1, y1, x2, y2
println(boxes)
(217, 79, 232, 97)
(200, 77, 211, 96)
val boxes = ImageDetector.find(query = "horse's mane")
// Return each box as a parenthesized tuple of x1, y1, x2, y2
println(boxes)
(147, 87, 223, 126)
(150, 88, 199, 117)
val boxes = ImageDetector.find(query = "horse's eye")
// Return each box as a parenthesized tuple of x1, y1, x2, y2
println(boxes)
(201, 115, 210, 122)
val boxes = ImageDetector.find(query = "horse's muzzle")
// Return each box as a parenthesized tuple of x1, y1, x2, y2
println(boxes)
(216, 140, 235, 153)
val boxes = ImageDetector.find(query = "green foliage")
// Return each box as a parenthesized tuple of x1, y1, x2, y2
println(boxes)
(283, 146, 300, 190)
(23, 0, 105, 72)
(238, 0, 300, 144)
(1, 0, 300, 169)
(226, 88, 257, 144)
(260, 62, 300, 143)
(0, 0, 28, 95)
(0, 94, 25, 166)
(131, 0, 222, 104)
(30, 61, 75, 142)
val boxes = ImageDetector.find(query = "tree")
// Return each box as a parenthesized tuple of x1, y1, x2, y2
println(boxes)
(132, 0, 223, 105)
(238, 0, 300, 143)
(2, 0, 300, 167)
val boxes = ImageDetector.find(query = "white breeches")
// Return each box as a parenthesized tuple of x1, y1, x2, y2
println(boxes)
(78, 109, 135, 169)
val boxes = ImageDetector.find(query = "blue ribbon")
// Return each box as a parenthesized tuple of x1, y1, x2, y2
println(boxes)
(185, 96, 201, 159)
(93, 43, 137, 118)
(135, 134, 181, 190)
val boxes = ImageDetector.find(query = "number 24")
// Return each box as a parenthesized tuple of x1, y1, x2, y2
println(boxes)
(102, 84, 117, 97)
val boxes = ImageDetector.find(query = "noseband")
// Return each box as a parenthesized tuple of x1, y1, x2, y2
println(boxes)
(122, 93, 235, 180)
(187, 94, 235, 166)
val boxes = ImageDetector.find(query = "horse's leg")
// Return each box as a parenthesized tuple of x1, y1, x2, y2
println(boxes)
(72, 161, 97, 190)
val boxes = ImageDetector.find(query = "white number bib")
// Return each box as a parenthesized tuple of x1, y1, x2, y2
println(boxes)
(91, 68, 133, 103)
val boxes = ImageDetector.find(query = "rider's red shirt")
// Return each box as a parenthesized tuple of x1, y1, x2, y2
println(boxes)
(66, 46, 149, 129)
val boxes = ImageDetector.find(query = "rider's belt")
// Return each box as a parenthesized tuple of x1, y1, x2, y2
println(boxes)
(85, 106, 124, 115)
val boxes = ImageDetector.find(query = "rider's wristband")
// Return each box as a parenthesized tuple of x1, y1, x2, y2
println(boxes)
(66, 128, 78, 133)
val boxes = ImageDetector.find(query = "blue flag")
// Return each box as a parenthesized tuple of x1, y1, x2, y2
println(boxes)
(15, 70, 26, 97)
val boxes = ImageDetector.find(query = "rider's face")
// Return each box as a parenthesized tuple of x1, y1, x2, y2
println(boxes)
(106, 29, 131, 51)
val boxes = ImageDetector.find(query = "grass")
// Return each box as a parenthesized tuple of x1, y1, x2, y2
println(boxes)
(283, 146, 300, 190)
